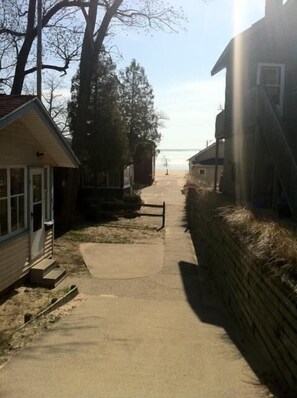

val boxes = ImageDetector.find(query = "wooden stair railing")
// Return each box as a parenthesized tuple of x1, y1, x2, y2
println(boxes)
(256, 85, 297, 219)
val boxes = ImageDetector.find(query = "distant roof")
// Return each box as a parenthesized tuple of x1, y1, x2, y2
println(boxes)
(188, 142, 220, 161)
(0, 95, 35, 118)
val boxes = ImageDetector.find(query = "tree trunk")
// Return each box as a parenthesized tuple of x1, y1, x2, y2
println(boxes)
(11, 0, 36, 94)
(72, 0, 124, 158)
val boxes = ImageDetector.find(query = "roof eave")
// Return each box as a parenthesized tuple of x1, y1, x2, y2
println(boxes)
(211, 40, 232, 76)
(0, 97, 80, 168)
(33, 99, 80, 168)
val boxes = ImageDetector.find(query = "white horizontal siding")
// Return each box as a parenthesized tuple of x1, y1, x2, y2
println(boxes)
(0, 234, 30, 292)
(0, 228, 54, 292)
(44, 229, 54, 258)
(0, 120, 55, 166)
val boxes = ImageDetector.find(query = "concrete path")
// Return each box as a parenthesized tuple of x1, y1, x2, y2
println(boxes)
(0, 171, 264, 398)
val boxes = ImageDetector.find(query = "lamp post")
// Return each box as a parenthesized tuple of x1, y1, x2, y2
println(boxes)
(162, 156, 169, 175)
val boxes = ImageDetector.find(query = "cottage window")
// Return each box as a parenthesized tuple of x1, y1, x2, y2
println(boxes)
(199, 169, 206, 175)
(0, 168, 26, 238)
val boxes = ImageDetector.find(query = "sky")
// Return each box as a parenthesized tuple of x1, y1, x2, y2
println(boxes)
(108, 0, 268, 150)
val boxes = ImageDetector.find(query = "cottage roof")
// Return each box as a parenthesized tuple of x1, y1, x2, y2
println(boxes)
(0, 95, 36, 117)
(0, 95, 79, 168)
(188, 141, 225, 162)
(211, 18, 265, 76)
(211, 0, 296, 76)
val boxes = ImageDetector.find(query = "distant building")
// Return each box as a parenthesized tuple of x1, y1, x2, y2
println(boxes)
(188, 141, 224, 187)
(134, 142, 156, 186)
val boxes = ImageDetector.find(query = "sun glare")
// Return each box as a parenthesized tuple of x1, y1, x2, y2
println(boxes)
(232, 0, 247, 202)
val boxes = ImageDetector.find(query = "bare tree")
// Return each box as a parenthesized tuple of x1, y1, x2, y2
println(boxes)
(1, 0, 185, 228)
(0, 0, 84, 93)
(42, 74, 69, 133)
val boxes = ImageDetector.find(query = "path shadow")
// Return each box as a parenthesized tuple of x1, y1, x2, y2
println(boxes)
(179, 261, 225, 328)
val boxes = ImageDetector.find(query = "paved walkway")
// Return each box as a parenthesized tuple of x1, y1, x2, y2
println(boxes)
(0, 172, 264, 398)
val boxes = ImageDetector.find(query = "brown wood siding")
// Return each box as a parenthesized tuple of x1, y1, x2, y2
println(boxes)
(0, 234, 30, 292)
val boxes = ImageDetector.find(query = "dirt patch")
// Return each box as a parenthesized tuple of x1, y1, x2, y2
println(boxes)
(0, 286, 84, 366)
(55, 216, 164, 276)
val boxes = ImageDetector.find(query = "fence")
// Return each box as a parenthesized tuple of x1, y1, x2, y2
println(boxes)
(138, 202, 166, 229)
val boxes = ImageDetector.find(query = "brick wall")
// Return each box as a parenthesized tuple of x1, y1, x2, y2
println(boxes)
(187, 188, 297, 395)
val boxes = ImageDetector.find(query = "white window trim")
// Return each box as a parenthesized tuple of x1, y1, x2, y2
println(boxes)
(44, 166, 53, 221)
(0, 166, 27, 241)
(256, 63, 286, 115)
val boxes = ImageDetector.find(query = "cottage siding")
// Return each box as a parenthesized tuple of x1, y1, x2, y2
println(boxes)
(44, 228, 54, 258)
(0, 228, 54, 292)
(0, 121, 45, 166)
(192, 165, 223, 186)
(0, 234, 30, 292)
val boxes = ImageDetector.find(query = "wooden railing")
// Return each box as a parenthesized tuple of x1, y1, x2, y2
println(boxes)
(257, 86, 297, 219)
(138, 202, 166, 230)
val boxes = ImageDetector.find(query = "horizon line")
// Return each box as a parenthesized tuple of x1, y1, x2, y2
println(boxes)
(158, 148, 199, 151)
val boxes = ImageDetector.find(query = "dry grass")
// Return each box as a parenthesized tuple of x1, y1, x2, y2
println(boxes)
(0, 285, 70, 365)
(186, 175, 297, 283)
(55, 216, 164, 276)
(219, 206, 297, 281)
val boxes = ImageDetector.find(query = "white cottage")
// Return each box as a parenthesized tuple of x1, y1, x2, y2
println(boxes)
(0, 95, 79, 293)
(188, 141, 225, 187)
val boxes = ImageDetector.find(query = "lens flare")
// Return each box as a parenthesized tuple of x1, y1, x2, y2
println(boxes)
(232, 0, 248, 202)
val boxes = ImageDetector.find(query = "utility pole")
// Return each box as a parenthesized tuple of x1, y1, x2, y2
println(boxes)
(37, 0, 42, 100)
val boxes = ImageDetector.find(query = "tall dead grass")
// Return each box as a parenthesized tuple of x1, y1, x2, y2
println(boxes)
(186, 176, 297, 283)
(219, 206, 297, 281)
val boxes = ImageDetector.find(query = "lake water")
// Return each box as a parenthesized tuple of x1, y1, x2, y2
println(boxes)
(156, 149, 198, 171)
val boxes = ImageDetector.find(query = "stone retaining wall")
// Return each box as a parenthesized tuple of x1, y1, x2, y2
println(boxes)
(187, 189, 297, 396)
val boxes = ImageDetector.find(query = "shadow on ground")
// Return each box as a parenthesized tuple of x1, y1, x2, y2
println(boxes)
(179, 258, 289, 398)
(178, 261, 224, 328)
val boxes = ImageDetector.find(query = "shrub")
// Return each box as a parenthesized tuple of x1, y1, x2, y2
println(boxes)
(122, 193, 143, 205)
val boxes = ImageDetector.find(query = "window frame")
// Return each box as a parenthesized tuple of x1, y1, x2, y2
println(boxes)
(0, 166, 27, 241)
(43, 166, 53, 221)
(256, 63, 285, 115)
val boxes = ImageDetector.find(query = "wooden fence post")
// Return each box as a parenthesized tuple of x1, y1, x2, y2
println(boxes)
(162, 201, 166, 229)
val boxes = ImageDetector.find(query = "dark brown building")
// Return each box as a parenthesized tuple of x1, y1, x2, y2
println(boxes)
(133, 143, 156, 186)
(212, 0, 297, 218)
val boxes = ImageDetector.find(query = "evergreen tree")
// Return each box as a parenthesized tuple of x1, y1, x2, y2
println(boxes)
(119, 59, 161, 159)
(68, 53, 130, 177)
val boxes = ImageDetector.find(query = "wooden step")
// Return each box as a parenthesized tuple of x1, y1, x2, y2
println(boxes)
(30, 258, 57, 283)
(30, 258, 67, 288)
(41, 268, 67, 289)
